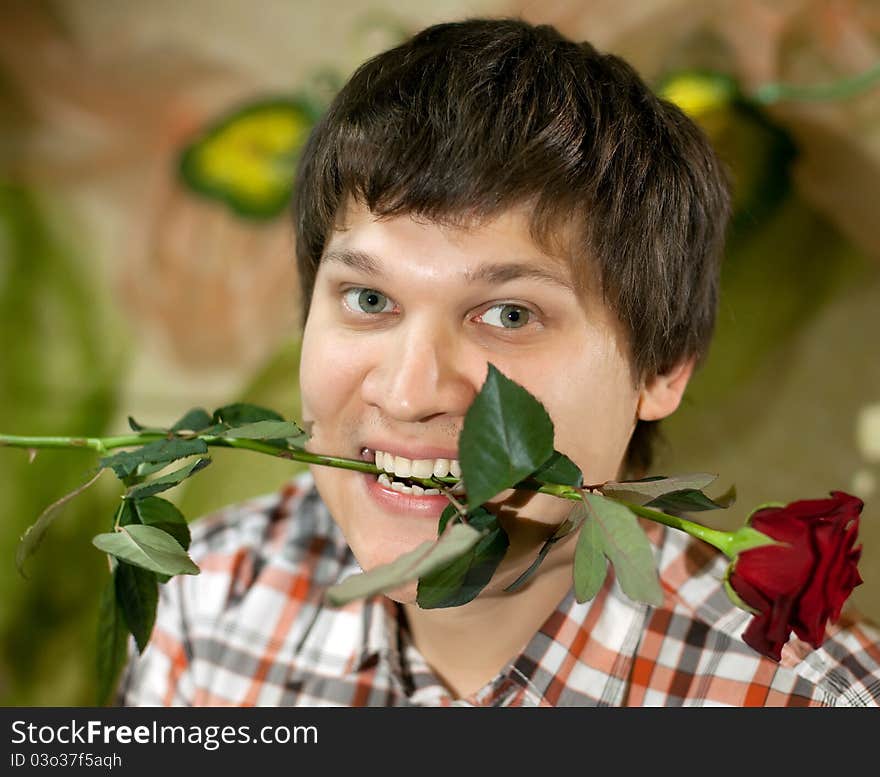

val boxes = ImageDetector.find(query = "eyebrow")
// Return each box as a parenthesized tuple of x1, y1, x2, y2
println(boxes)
(321, 248, 574, 290)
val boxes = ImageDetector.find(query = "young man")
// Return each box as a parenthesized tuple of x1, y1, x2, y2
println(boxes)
(120, 18, 880, 706)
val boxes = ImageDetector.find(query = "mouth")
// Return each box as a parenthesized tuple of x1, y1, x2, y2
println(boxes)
(361, 447, 466, 497)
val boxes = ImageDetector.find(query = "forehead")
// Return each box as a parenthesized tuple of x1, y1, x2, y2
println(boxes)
(323, 198, 592, 293)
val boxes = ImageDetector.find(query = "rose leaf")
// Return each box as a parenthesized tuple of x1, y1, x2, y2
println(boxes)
(459, 363, 554, 508)
(646, 484, 737, 513)
(99, 438, 209, 479)
(114, 561, 159, 653)
(532, 450, 584, 488)
(124, 457, 211, 500)
(325, 523, 482, 606)
(417, 508, 509, 608)
(96, 577, 131, 705)
(576, 492, 664, 606)
(92, 524, 200, 576)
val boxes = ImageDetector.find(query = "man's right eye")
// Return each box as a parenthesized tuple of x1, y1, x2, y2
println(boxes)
(343, 288, 395, 314)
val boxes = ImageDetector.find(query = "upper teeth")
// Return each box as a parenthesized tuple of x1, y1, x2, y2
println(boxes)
(374, 450, 461, 480)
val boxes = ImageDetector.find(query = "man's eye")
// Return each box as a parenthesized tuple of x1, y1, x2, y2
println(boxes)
(344, 288, 394, 314)
(479, 304, 531, 329)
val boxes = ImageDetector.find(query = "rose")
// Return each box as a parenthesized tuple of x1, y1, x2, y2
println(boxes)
(726, 491, 864, 661)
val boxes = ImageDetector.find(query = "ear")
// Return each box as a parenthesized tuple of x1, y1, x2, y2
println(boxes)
(637, 356, 696, 422)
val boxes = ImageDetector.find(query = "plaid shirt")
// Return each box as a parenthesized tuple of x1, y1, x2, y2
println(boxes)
(119, 471, 880, 707)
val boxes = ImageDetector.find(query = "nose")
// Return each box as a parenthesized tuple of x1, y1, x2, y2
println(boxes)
(360, 316, 479, 424)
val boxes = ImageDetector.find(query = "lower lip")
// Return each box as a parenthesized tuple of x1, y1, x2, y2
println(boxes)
(362, 472, 453, 520)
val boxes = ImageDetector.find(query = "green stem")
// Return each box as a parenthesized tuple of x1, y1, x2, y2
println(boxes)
(0, 432, 454, 485)
(486, 480, 743, 555)
(753, 61, 880, 104)
(616, 499, 743, 557)
(200, 435, 383, 475)
(0, 434, 145, 454)
(1, 432, 761, 557)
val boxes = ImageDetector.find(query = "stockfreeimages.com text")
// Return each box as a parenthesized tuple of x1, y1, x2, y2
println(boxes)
(10, 719, 317, 751)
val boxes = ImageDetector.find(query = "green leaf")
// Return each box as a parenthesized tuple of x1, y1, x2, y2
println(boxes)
(601, 473, 719, 504)
(506, 502, 587, 593)
(115, 562, 158, 653)
(459, 364, 554, 508)
(575, 492, 664, 606)
(437, 503, 461, 536)
(574, 510, 608, 603)
(132, 460, 175, 479)
(212, 402, 285, 426)
(415, 548, 473, 609)
(92, 524, 200, 576)
(417, 508, 509, 608)
(15, 468, 106, 578)
(645, 484, 736, 513)
(127, 416, 166, 434)
(532, 450, 583, 488)
(125, 457, 211, 499)
(136, 497, 191, 550)
(171, 408, 214, 433)
(96, 577, 131, 706)
(220, 420, 307, 443)
(325, 523, 482, 606)
(120, 497, 191, 550)
(99, 438, 209, 479)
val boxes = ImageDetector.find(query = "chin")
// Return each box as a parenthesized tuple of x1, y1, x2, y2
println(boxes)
(383, 581, 420, 605)
(345, 537, 425, 603)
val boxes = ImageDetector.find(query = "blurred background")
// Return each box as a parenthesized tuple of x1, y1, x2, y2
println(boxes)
(1, 0, 879, 705)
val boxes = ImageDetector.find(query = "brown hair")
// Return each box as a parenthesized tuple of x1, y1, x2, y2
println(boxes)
(292, 17, 731, 477)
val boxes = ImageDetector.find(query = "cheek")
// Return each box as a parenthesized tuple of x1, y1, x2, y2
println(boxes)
(299, 320, 367, 429)
(507, 338, 638, 482)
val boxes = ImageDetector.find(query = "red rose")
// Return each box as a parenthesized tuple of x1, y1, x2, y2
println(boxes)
(727, 491, 864, 662)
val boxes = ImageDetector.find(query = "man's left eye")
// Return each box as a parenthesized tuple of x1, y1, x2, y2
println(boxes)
(479, 304, 531, 329)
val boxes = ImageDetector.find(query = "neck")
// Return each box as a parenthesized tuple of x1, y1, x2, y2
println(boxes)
(401, 535, 577, 700)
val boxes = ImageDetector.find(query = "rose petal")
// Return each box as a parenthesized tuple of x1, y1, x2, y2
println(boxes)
(727, 491, 864, 662)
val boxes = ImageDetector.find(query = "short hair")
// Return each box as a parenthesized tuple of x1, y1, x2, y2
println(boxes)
(292, 17, 732, 477)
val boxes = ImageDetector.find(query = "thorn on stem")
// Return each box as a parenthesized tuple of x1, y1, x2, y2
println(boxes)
(441, 486, 469, 520)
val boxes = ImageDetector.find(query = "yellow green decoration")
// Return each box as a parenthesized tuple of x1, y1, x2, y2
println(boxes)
(178, 96, 323, 220)
(657, 70, 739, 120)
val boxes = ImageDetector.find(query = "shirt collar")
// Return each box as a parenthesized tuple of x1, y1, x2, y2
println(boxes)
(345, 594, 404, 675)
(333, 542, 404, 677)
(340, 572, 654, 706)
(335, 518, 668, 704)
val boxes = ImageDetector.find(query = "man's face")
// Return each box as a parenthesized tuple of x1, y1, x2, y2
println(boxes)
(299, 199, 642, 602)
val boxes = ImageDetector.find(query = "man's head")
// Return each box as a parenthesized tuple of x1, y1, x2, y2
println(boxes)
(292, 18, 731, 594)
(293, 17, 731, 479)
